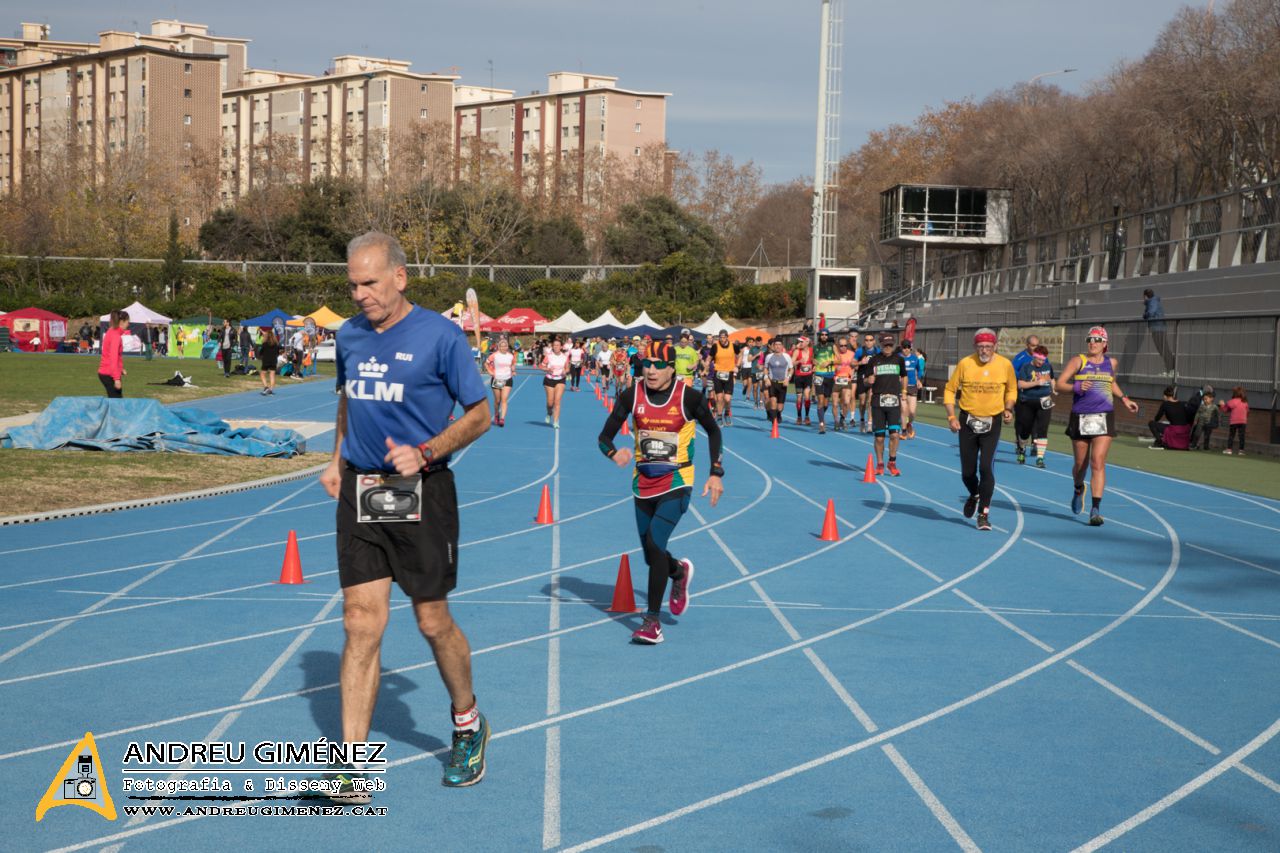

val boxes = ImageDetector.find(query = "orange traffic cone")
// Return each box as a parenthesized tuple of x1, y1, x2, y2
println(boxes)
(535, 484, 555, 524)
(607, 554, 638, 613)
(595, 384, 602, 400)
(275, 530, 308, 584)
(862, 453, 877, 483)
(770, 417, 780, 439)
(620, 419, 630, 436)
(819, 499, 840, 541)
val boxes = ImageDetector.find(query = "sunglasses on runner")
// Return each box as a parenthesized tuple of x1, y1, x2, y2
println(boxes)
(1086, 336, 1106, 343)
(641, 359, 671, 369)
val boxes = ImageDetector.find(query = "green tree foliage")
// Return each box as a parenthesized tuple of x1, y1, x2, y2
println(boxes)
(603, 195, 724, 266)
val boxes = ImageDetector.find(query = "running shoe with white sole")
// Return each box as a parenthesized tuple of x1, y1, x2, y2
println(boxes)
(631, 615, 663, 644)
(1035, 457, 1045, 468)
(887, 461, 901, 477)
(669, 558, 694, 616)
(1089, 508, 1104, 526)
(442, 714, 490, 787)
(976, 512, 992, 531)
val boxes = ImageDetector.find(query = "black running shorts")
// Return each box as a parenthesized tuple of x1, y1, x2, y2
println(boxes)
(769, 381, 789, 405)
(713, 374, 735, 395)
(336, 466, 459, 599)
(872, 403, 902, 434)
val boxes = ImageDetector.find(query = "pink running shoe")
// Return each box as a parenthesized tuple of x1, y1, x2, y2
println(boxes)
(669, 559, 695, 616)
(631, 616, 663, 645)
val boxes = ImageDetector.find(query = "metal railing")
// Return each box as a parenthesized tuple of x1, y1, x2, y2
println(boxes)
(864, 181, 1279, 316)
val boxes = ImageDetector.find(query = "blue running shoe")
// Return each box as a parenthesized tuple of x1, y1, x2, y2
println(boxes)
(1089, 508, 1104, 526)
(1071, 485, 1085, 515)
(443, 714, 489, 787)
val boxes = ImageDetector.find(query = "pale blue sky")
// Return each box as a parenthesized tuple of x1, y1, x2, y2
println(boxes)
(14, 0, 1193, 183)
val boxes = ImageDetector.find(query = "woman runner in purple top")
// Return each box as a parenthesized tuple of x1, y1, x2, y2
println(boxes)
(1055, 326, 1140, 526)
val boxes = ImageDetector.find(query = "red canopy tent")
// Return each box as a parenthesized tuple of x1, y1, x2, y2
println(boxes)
(484, 308, 548, 334)
(0, 306, 69, 352)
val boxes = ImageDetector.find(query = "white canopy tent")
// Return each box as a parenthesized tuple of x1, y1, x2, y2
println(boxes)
(100, 300, 172, 325)
(536, 309, 588, 334)
(621, 310, 660, 329)
(692, 312, 736, 335)
(582, 309, 624, 328)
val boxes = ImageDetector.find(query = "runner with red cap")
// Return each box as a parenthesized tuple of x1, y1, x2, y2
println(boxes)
(598, 340, 725, 644)
(943, 328, 1017, 531)
(1055, 326, 1140, 526)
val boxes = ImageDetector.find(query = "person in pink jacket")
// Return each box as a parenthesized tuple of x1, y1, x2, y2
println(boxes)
(98, 309, 130, 398)
(1221, 386, 1249, 455)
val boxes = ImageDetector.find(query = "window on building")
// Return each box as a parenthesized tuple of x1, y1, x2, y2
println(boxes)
(634, 123, 641, 132)
(420, 108, 428, 119)
(634, 147, 640, 156)
(184, 89, 192, 98)
(184, 62, 192, 73)
(183, 216, 191, 225)
(140, 84, 145, 99)
(184, 114, 192, 125)
(523, 107, 530, 119)
(635, 99, 642, 109)
(221, 103, 227, 113)
(183, 141, 191, 149)
(562, 126, 568, 138)
(420, 83, 428, 92)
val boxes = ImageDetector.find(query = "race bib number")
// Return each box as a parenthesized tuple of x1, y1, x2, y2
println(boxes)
(1078, 412, 1108, 436)
(716, 371, 731, 382)
(879, 394, 900, 408)
(834, 377, 850, 387)
(491, 377, 507, 389)
(967, 415, 993, 434)
(356, 474, 422, 523)
(1039, 396, 1055, 410)
(637, 429, 680, 464)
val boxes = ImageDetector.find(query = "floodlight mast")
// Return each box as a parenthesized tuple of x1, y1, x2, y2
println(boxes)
(809, 0, 843, 324)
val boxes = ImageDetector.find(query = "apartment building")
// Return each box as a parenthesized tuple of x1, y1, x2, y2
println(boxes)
(455, 71, 669, 198)
(220, 56, 456, 200)
(0, 20, 248, 199)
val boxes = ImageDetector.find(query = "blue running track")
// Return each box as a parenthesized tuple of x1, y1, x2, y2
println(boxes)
(2, 371, 1279, 851)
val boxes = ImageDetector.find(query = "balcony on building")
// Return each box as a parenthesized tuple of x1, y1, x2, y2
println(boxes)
(879, 184, 1011, 247)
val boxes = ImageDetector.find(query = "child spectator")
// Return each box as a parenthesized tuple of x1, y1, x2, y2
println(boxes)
(1220, 387, 1249, 455)
(1190, 390, 1219, 450)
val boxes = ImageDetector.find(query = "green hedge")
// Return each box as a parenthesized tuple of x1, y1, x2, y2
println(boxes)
(0, 257, 806, 325)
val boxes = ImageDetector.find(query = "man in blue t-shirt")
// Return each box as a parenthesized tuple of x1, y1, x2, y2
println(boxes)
(900, 340, 925, 438)
(321, 232, 491, 794)
(853, 332, 881, 434)
(1010, 334, 1040, 376)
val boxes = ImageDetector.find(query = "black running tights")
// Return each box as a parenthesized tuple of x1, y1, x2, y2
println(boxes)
(958, 416, 1002, 511)
(633, 489, 691, 614)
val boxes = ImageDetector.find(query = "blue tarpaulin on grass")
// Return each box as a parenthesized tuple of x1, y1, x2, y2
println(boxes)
(1, 397, 304, 456)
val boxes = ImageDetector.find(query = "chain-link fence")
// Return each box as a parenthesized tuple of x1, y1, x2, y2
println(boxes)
(2, 256, 785, 291)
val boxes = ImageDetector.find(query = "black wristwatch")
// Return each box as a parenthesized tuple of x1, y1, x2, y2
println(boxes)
(417, 442, 434, 469)
(709, 464, 725, 478)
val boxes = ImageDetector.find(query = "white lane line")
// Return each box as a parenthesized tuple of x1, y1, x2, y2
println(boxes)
(867, 535, 943, 583)
(0, 479, 317, 665)
(691, 499, 982, 851)
(1186, 542, 1280, 579)
(559, 488, 1175, 853)
(543, 455, 563, 851)
(1163, 597, 1280, 651)
(881, 743, 982, 853)
(0, 499, 333, 557)
(950, 588, 1053, 653)
(1064, 661, 1221, 755)
(1023, 539, 1147, 591)
(1137, 492, 1280, 533)
(1071, 716, 1280, 852)
(0, 571, 339, 632)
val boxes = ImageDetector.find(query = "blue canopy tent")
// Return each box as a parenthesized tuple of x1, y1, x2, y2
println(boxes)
(657, 324, 707, 343)
(577, 323, 631, 340)
(241, 309, 294, 328)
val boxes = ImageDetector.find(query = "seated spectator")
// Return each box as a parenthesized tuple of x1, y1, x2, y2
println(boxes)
(1148, 386, 1191, 449)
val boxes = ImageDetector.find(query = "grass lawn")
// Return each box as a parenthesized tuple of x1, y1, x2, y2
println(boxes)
(0, 352, 332, 418)
(908, 401, 1280, 501)
(0, 450, 325, 517)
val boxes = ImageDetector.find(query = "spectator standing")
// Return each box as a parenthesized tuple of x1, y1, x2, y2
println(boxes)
(218, 319, 234, 378)
(239, 324, 254, 372)
(1143, 288, 1174, 375)
(1221, 387, 1249, 455)
(98, 310, 129, 398)
(1190, 390, 1219, 450)
(258, 329, 281, 396)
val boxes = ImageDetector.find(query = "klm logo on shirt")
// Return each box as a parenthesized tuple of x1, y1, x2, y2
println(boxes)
(346, 357, 404, 403)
